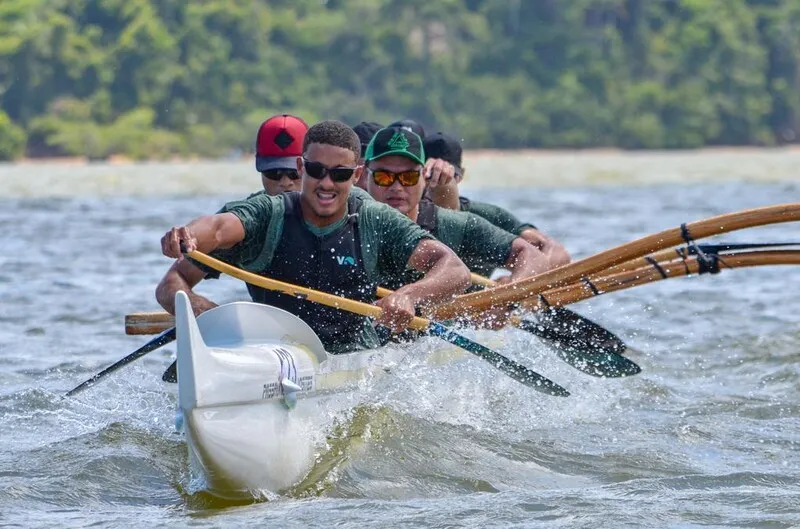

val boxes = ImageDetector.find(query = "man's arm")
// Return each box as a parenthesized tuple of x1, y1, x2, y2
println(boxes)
(427, 181, 460, 210)
(156, 212, 246, 315)
(375, 239, 470, 332)
(503, 237, 551, 282)
(161, 212, 245, 257)
(403, 239, 471, 306)
(519, 228, 571, 268)
(155, 260, 217, 316)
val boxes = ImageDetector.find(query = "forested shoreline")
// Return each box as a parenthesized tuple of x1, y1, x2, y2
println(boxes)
(1, 0, 798, 161)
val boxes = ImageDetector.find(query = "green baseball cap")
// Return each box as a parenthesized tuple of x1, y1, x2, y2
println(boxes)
(364, 126, 426, 165)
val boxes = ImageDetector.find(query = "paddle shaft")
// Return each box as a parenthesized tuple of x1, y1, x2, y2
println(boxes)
(188, 250, 430, 330)
(65, 327, 176, 397)
(432, 203, 800, 319)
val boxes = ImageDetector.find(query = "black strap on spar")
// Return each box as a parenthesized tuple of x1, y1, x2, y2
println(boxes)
(680, 223, 720, 275)
(675, 238, 800, 275)
(644, 255, 669, 279)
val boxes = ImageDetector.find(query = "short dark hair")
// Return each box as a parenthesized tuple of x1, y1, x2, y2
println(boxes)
(352, 121, 383, 157)
(388, 119, 425, 139)
(303, 120, 361, 162)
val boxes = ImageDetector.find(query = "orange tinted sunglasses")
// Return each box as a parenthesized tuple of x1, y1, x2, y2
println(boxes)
(370, 169, 421, 187)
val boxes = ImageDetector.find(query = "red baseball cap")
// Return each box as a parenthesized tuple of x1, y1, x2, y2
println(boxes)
(255, 114, 308, 172)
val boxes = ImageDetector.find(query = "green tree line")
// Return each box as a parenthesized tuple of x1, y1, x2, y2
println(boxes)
(0, 0, 798, 161)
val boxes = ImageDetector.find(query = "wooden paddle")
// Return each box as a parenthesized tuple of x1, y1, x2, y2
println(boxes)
(472, 275, 638, 377)
(182, 249, 570, 396)
(379, 275, 638, 378)
(431, 204, 800, 320)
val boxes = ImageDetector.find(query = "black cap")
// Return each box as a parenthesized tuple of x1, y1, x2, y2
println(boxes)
(352, 121, 383, 157)
(387, 119, 425, 140)
(364, 126, 426, 165)
(423, 132, 462, 168)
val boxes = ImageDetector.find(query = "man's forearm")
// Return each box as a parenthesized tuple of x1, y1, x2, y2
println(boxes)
(155, 263, 217, 316)
(427, 183, 461, 210)
(402, 248, 470, 308)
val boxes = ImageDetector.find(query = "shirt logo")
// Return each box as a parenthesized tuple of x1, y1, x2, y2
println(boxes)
(336, 255, 356, 266)
(387, 131, 410, 151)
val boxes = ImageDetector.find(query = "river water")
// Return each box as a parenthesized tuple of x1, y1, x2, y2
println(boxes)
(1, 151, 799, 528)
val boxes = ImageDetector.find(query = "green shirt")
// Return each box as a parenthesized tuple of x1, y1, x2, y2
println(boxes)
(435, 208, 516, 276)
(382, 204, 517, 289)
(459, 196, 536, 235)
(191, 191, 433, 353)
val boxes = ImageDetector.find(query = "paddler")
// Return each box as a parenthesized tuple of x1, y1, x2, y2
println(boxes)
(352, 121, 383, 189)
(422, 131, 571, 268)
(385, 119, 460, 207)
(363, 125, 551, 328)
(254, 114, 308, 195)
(156, 120, 472, 354)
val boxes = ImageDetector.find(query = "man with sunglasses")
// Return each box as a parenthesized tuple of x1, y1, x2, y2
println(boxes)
(385, 119, 459, 205)
(157, 120, 471, 354)
(423, 132, 571, 269)
(254, 114, 308, 195)
(364, 126, 550, 327)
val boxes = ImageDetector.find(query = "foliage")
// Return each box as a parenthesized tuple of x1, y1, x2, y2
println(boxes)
(1, 0, 799, 160)
(0, 109, 26, 160)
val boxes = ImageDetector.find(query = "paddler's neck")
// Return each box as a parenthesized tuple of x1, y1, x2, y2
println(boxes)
(407, 204, 420, 224)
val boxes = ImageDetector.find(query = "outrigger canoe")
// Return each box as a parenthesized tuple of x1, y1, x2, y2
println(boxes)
(173, 291, 469, 500)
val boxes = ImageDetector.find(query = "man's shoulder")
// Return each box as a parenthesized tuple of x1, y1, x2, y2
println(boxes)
(447, 207, 514, 238)
(246, 190, 267, 199)
(217, 191, 286, 225)
(349, 186, 374, 203)
(458, 196, 533, 232)
(239, 189, 286, 204)
(435, 205, 473, 229)
(358, 195, 408, 219)
(226, 190, 284, 207)
(462, 197, 511, 216)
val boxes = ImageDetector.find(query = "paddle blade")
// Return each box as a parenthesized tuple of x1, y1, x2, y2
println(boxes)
(540, 307, 627, 354)
(517, 319, 641, 378)
(427, 322, 570, 397)
(162, 361, 177, 383)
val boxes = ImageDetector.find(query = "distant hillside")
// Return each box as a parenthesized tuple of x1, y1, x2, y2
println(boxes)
(0, 0, 798, 160)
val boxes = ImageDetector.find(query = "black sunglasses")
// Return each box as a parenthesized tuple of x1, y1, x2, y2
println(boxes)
(261, 169, 300, 181)
(302, 158, 357, 182)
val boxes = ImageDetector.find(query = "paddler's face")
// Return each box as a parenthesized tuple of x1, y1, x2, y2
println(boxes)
(298, 143, 361, 222)
(365, 155, 424, 217)
(262, 170, 301, 195)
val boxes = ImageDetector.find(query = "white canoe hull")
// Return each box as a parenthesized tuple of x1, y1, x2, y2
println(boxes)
(173, 291, 429, 500)
(184, 400, 321, 496)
